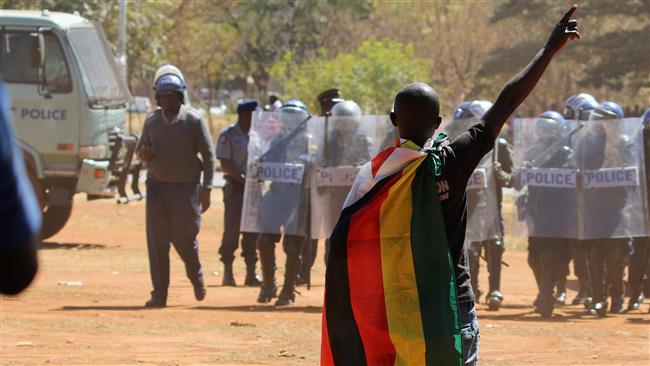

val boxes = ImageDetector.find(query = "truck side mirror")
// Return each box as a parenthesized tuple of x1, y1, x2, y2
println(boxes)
(29, 32, 45, 69)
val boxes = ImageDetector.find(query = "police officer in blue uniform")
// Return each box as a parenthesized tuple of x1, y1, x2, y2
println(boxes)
(517, 111, 576, 317)
(137, 66, 215, 308)
(582, 101, 632, 316)
(216, 99, 262, 287)
(257, 100, 311, 306)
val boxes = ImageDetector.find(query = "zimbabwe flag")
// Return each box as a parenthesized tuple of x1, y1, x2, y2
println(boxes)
(321, 139, 463, 366)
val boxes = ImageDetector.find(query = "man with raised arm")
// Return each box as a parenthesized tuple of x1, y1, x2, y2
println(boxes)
(321, 5, 580, 366)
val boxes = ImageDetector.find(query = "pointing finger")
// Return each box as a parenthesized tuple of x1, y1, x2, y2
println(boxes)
(561, 4, 578, 23)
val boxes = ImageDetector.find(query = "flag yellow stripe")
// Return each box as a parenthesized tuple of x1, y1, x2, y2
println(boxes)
(379, 156, 427, 365)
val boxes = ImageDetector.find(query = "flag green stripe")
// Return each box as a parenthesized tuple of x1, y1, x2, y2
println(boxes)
(410, 155, 463, 365)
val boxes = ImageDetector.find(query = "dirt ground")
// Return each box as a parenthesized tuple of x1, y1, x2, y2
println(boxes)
(1, 191, 649, 366)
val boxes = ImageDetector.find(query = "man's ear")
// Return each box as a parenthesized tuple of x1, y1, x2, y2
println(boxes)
(389, 112, 397, 127)
(433, 116, 442, 130)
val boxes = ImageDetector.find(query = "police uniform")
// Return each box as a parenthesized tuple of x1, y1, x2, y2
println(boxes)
(518, 112, 576, 317)
(256, 100, 311, 306)
(297, 90, 344, 286)
(139, 102, 214, 307)
(216, 100, 260, 286)
(469, 137, 512, 310)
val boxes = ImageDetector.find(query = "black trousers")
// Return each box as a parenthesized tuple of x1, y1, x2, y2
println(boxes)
(629, 237, 650, 296)
(571, 239, 590, 295)
(257, 233, 303, 294)
(219, 182, 258, 267)
(528, 237, 570, 311)
(586, 239, 630, 304)
(146, 179, 203, 301)
(469, 239, 504, 297)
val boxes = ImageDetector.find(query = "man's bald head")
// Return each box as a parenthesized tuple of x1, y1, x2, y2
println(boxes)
(390, 82, 443, 147)
(394, 82, 440, 117)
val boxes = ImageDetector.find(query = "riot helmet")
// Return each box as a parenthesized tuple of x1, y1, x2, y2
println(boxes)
(564, 93, 597, 119)
(153, 65, 186, 105)
(534, 110, 565, 141)
(469, 100, 493, 118)
(600, 101, 624, 119)
(154, 64, 185, 85)
(452, 100, 492, 121)
(331, 100, 362, 135)
(154, 74, 185, 105)
(452, 101, 472, 120)
(279, 99, 309, 127)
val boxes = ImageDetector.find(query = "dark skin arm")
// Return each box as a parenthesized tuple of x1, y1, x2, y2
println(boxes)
(219, 158, 245, 185)
(483, 4, 581, 137)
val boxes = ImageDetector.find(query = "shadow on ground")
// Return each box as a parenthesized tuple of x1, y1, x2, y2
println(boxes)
(55, 305, 179, 311)
(40, 242, 107, 250)
(193, 305, 322, 314)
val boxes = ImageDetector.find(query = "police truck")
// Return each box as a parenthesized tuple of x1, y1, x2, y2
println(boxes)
(1, 10, 141, 239)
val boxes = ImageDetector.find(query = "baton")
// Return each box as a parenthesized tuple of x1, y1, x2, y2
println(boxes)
(530, 124, 583, 167)
(259, 115, 312, 163)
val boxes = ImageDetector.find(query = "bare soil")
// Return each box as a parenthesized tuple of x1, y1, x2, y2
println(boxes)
(1, 192, 649, 365)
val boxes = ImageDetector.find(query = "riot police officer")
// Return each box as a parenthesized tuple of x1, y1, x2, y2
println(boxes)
(516, 111, 576, 317)
(564, 93, 599, 307)
(296, 89, 344, 286)
(455, 100, 512, 310)
(257, 100, 312, 306)
(137, 65, 214, 308)
(581, 102, 633, 316)
(216, 99, 262, 287)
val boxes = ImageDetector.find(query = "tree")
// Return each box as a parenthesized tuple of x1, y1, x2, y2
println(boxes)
(274, 38, 429, 114)
(478, 0, 650, 113)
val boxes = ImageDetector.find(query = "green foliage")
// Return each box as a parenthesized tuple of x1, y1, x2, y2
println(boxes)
(483, 0, 650, 99)
(275, 38, 430, 114)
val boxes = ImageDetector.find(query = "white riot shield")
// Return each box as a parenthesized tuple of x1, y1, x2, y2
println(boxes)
(240, 110, 315, 236)
(310, 115, 393, 239)
(576, 116, 648, 239)
(441, 118, 502, 242)
(511, 118, 580, 238)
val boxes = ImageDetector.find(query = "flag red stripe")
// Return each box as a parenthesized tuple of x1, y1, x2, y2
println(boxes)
(320, 293, 335, 366)
(346, 172, 400, 365)
(371, 147, 395, 177)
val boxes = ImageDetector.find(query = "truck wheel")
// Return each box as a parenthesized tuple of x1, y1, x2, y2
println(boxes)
(26, 165, 73, 240)
(41, 204, 73, 239)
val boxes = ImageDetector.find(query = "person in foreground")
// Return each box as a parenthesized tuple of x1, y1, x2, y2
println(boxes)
(321, 5, 580, 366)
(0, 80, 41, 295)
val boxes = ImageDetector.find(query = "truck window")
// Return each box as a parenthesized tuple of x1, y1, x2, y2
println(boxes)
(0, 31, 72, 93)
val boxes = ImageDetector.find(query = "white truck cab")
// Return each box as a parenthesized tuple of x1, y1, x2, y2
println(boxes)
(1, 10, 141, 238)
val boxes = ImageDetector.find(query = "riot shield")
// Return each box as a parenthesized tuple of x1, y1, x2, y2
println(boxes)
(441, 118, 502, 242)
(310, 115, 394, 239)
(576, 116, 648, 239)
(511, 118, 580, 238)
(240, 110, 315, 236)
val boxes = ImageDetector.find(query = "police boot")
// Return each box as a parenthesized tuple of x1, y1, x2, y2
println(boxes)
(554, 277, 567, 306)
(627, 290, 643, 312)
(275, 237, 301, 307)
(244, 265, 262, 287)
(257, 239, 277, 304)
(222, 262, 237, 287)
(486, 290, 503, 311)
(572, 279, 591, 307)
(587, 301, 608, 317)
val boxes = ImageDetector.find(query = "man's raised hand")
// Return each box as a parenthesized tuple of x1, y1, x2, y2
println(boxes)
(546, 4, 581, 55)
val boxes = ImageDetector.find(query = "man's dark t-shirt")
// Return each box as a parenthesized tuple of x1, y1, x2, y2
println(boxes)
(436, 121, 496, 304)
